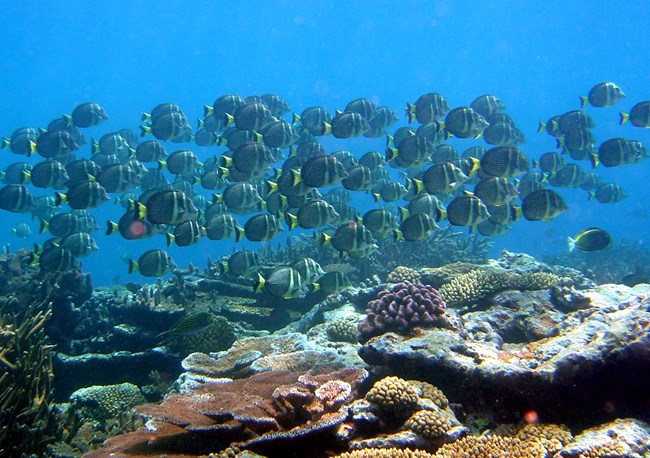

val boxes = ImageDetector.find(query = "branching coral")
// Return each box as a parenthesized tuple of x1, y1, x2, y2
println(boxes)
(0, 302, 61, 456)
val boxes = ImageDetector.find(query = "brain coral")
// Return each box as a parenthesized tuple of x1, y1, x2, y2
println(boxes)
(365, 376, 420, 415)
(326, 318, 360, 343)
(407, 380, 449, 409)
(357, 282, 447, 340)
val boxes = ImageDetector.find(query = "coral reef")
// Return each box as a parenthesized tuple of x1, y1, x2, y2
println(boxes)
(326, 318, 360, 343)
(407, 380, 448, 409)
(69, 382, 147, 422)
(0, 301, 61, 456)
(358, 282, 449, 340)
(387, 265, 421, 284)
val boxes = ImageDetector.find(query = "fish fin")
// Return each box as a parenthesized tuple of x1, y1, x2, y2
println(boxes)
(157, 160, 167, 170)
(106, 220, 118, 236)
(285, 213, 298, 230)
(619, 112, 629, 125)
(266, 180, 278, 194)
(567, 236, 576, 252)
(385, 134, 394, 147)
(385, 147, 398, 162)
(1, 138, 10, 149)
(165, 233, 175, 247)
(537, 121, 546, 133)
(212, 193, 223, 204)
(128, 260, 138, 273)
(38, 219, 48, 234)
(372, 193, 381, 202)
(291, 112, 301, 125)
(19, 170, 31, 184)
(405, 102, 415, 123)
(253, 273, 265, 293)
(141, 112, 152, 122)
(579, 95, 589, 108)
(217, 166, 230, 178)
(203, 105, 213, 117)
(234, 225, 244, 242)
(224, 113, 234, 127)
(392, 229, 403, 242)
(532, 159, 540, 169)
(319, 232, 331, 245)
(587, 191, 595, 200)
(54, 192, 67, 206)
(589, 152, 600, 168)
(397, 206, 409, 221)
(139, 125, 151, 137)
(321, 122, 332, 135)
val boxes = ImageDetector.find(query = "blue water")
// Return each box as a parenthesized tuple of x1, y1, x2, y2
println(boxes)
(1, 1, 649, 285)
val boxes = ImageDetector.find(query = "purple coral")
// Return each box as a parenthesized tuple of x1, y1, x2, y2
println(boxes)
(358, 282, 447, 340)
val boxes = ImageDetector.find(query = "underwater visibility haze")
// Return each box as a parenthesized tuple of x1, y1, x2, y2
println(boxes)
(1, 1, 650, 457)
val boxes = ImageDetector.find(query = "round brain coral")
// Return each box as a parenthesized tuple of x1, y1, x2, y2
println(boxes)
(357, 282, 447, 340)
(365, 376, 420, 415)
(387, 265, 421, 284)
(405, 409, 451, 439)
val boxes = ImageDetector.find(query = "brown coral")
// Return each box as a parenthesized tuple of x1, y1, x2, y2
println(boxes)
(432, 434, 547, 457)
(326, 319, 360, 343)
(86, 367, 367, 457)
(365, 376, 420, 415)
(571, 441, 629, 458)
(516, 423, 572, 454)
(404, 410, 451, 439)
(387, 266, 421, 284)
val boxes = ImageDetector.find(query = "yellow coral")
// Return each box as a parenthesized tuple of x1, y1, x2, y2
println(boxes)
(516, 423, 572, 454)
(387, 266, 421, 284)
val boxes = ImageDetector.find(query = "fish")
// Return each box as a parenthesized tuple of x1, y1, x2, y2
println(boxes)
(470, 94, 506, 118)
(477, 220, 511, 237)
(215, 182, 265, 214)
(557, 110, 594, 134)
(549, 164, 584, 188)
(59, 232, 99, 257)
(362, 208, 398, 238)
(473, 177, 519, 206)
(286, 199, 338, 230)
(486, 202, 522, 225)
(0, 184, 35, 213)
(446, 193, 490, 227)
(521, 189, 568, 221)
(1, 127, 38, 156)
(300, 155, 348, 188)
(65, 159, 102, 184)
(480, 146, 530, 178)
(254, 267, 307, 299)
(386, 134, 433, 169)
(406, 93, 450, 124)
(373, 181, 409, 203)
(157, 311, 214, 338)
(25, 160, 69, 189)
(619, 100, 650, 127)
(483, 122, 525, 146)
(293, 106, 332, 136)
(205, 94, 246, 120)
(31, 246, 77, 272)
(593, 138, 648, 168)
(321, 221, 377, 257)
(394, 212, 438, 242)
(326, 111, 370, 138)
(1, 162, 32, 185)
(535, 151, 565, 174)
(69, 102, 109, 128)
(406, 194, 447, 221)
(128, 249, 176, 277)
(345, 98, 378, 120)
(106, 210, 161, 240)
(260, 120, 299, 148)
(36, 129, 79, 158)
(568, 227, 612, 252)
(243, 213, 283, 242)
(204, 213, 244, 241)
(421, 162, 469, 195)
(160, 149, 203, 176)
(166, 220, 205, 247)
(580, 82, 625, 108)
(134, 189, 198, 225)
(11, 222, 32, 239)
(234, 102, 274, 132)
(220, 249, 260, 277)
(310, 271, 352, 294)
(260, 93, 290, 118)
(358, 151, 385, 171)
(291, 258, 326, 284)
(341, 165, 373, 192)
(590, 183, 626, 204)
(57, 180, 110, 210)
(537, 115, 562, 137)
(444, 106, 488, 139)
(96, 164, 140, 193)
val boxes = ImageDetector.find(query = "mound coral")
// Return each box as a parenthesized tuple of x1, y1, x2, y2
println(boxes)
(404, 409, 451, 439)
(365, 376, 420, 416)
(516, 423, 572, 454)
(358, 282, 448, 340)
(326, 318, 360, 343)
(387, 266, 421, 284)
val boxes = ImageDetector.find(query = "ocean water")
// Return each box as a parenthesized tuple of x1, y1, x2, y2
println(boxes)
(0, 0, 649, 286)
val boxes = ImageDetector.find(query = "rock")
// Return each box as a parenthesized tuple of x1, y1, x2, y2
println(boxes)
(558, 418, 650, 457)
(359, 284, 650, 426)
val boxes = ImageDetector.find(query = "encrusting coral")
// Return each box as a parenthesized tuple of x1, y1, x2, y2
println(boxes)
(439, 267, 560, 308)
(357, 282, 448, 340)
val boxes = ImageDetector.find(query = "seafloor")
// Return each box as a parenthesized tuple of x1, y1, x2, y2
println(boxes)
(1, 236, 649, 457)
